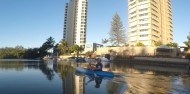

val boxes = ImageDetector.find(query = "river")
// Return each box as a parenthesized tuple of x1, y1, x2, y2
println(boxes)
(0, 59, 190, 94)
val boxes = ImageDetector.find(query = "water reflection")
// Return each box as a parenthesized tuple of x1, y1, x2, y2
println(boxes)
(0, 60, 62, 94)
(57, 62, 127, 94)
(0, 60, 190, 94)
(0, 60, 57, 81)
(111, 62, 190, 94)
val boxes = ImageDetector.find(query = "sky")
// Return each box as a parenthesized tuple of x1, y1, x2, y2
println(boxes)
(0, 0, 190, 48)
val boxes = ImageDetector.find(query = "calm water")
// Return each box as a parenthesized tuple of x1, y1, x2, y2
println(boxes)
(0, 59, 190, 94)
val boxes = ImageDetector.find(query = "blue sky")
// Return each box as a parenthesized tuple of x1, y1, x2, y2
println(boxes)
(0, 0, 189, 48)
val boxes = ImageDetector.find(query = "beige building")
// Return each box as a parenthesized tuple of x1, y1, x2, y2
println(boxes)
(128, 0, 173, 46)
(64, 0, 88, 47)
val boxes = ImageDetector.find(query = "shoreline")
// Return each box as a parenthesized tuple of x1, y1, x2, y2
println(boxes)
(113, 57, 189, 67)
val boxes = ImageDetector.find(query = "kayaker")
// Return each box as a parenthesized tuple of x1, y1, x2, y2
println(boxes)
(88, 58, 103, 71)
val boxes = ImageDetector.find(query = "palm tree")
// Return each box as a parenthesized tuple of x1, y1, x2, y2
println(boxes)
(58, 39, 68, 55)
(184, 32, 190, 53)
(184, 33, 190, 48)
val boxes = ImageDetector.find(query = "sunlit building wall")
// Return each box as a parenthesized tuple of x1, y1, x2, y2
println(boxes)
(128, 0, 173, 46)
(64, 0, 88, 47)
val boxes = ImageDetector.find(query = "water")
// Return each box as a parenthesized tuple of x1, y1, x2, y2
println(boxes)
(0, 60, 190, 94)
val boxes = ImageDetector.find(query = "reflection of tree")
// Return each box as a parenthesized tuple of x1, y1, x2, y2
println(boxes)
(39, 63, 55, 81)
(0, 60, 56, 81)
(53, 62, 58, 73)
(0, 61, 24, 71)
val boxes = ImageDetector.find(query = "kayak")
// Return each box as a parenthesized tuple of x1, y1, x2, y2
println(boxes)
(75, 67, 114, 78)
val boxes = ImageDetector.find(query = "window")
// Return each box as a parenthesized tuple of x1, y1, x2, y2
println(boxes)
(130, 2, 136, 6)
(139, 0, 147, 2)
(140, 29, 148, 32)
(130, 11, 136, 15)
(140, 24, 148, 26)
(139, 13, 148, 16)
(140, 34, 148, 37)
(130, 16, 136, 19)
(130, 25, 137, 28)
(139, 8, 148, 12)
(139, 18, 148, 21)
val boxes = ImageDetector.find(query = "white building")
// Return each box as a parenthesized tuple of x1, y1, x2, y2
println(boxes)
(128, 0, 173, 46)
(64, 0, 88, 47)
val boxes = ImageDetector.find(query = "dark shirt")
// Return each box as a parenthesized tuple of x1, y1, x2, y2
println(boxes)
(95, 63, 103, 71)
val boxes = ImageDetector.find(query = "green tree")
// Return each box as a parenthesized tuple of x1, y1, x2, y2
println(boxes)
(23, 48, 40, 59)
(69, 45, 80, 53)
(109, 12, 126, 46)
(135, 42, 145, 46)
(69, 45, 84, 57)
(69, 45, 84, 53)
(0, 46, 25, 59)
(166, 42, 178, 48)
(102, 38, 109, 46)
(39, 37, 55, 57)
(154, 41, 162, 46)
(184, 32, 190, 49)
(57, 39, 68, 55)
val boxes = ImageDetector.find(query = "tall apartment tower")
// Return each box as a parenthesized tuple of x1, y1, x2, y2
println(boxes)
(63, 0, 88, 47)
(128, 0, 173, 46)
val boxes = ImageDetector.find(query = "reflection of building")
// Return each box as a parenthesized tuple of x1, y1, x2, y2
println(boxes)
(63, 0, 88, 47)
(58, 63, 85, 94)
(63, 70, 75, 94)
(128, 0, 173, 46)
(112, 63, 171, 94)
(75, 75, 85, 94)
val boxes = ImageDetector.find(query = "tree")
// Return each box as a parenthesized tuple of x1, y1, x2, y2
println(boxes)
(184, 32, 190, 49)
(0, 46, 26, 59)
(108, 13, 126, 46)
(154, 41, 162, 46)
(166, 42, 178, 48)
(184, 32, 190, 58)
(69, 45, 80, 53)
(39, 37, 55, 57)
(57, 39, 68, 55)
(69, 45, 84, 57)
(135, 42, 145, 46)
(23, 48, 40, 59)
(101, 38, 109, 46)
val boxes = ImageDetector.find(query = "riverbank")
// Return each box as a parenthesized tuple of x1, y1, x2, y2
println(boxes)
(113, 57, 189, 67)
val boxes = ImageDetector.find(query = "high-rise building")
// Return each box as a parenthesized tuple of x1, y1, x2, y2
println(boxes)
(128, 0, 173, 46)
(63, 0, 88, 47)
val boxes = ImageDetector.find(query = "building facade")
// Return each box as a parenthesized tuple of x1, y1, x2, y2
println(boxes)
(64, 0, 88, 47)
(128, 0, 173, 46)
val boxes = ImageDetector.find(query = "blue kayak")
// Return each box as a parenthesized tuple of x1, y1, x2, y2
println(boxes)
(75, 67, 114, 78)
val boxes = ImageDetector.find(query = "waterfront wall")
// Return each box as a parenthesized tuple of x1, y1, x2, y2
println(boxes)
(96, 47, 179, 57)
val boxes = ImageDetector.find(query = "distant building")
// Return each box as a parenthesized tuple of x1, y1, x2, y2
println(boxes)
(128, 0, 173, 46)
(84, 43, 103, 53)
(63, 0, 88, 47)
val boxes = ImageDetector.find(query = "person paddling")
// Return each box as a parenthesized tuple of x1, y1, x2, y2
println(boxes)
(88, 58, 103, 71)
